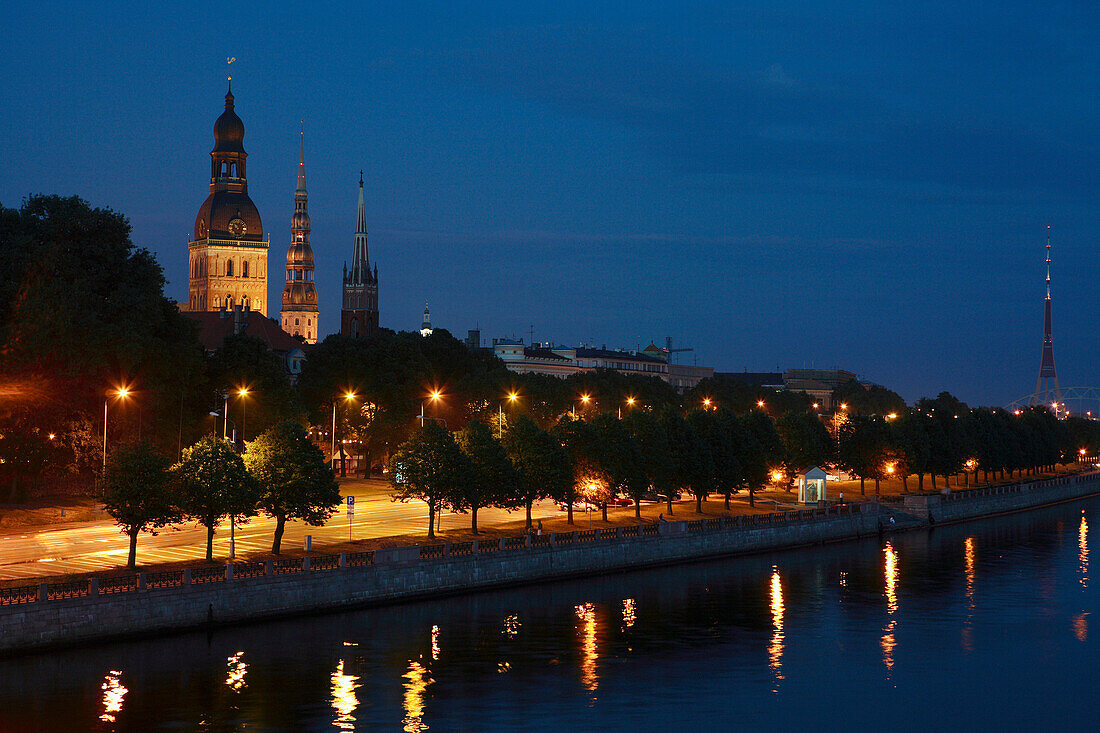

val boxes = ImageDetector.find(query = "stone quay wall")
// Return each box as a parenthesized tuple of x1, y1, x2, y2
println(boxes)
(0, 505, 878, 654)
(902, 471, 1100, 524)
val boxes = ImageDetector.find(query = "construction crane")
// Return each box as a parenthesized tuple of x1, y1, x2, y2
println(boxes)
(664, 337, 694, 364)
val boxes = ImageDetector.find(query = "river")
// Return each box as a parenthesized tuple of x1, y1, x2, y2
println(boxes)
(1, 495, 1096, 731)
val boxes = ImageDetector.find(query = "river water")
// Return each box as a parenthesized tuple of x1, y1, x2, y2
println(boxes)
(1, 496, 1097, 732)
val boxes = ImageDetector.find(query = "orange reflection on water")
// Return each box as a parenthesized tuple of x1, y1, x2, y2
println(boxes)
(225, 651, 247, 691)
(881, 619, 897, 671)
(99, 670, 127, 724)
(1079, 513, 1089, 589)
(964, 537, 976, 606)
(1073, 612, 1089, 642)
(431, 624, 441, 661)
(768, 567, 784, 688)
(622, 598, 636, 629)
(884, 542, 898, 614)
(331, 659, 360, 731)
(575, 602, 598, 693)
(402, 660, 433, 732)
(882, 542, 899, 672)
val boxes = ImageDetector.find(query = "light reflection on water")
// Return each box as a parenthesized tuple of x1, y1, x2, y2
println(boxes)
(225, 651, 247, 691)
(768, 567, 784, 689)
(3, 494, 1100, 731)
(331, 658, 359, 731)
(402, 660, 432, 732)
(881, 542, 898, 671)
(1080, 512, 1089, 589)
(575, 602, 598, 695)
(99, 671, 127, 724)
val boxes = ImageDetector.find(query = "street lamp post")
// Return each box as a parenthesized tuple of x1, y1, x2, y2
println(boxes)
(238, 387, 249, 443)
(574, 394, 591, 420)
(499, 391, 518, 438)
(102, 387, 130, 470)
(332, 392, 357, 473)
(420, 390, 442, 428)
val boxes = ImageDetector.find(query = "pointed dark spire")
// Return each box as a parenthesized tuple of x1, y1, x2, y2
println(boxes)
(296, 127, 307, 195)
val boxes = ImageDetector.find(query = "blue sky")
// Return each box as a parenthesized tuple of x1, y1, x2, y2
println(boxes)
(2, 1, 1097, 405)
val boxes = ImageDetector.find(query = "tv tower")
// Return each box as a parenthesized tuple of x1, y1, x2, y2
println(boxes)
(1033, 226, 1062, 408)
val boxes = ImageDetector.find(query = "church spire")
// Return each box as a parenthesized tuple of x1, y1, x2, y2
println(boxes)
(296, 126, 307, 195)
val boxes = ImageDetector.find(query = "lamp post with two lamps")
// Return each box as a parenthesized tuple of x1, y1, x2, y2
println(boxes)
(420, 389, 442, 428)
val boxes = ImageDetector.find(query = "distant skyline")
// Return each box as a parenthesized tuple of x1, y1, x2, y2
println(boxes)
(2, 1, 1097, 406)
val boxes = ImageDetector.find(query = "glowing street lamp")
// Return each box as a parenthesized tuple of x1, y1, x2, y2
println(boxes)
(702, 397, 713, 410)
(757, 400, 766, 409)
(102, 386, 130, 470)
(237, 387, 250, 442)
(574, 393, 591, 419)
(420, 389, 442, 428)
(619, 396, 636, 419)
(332, 392, 357, 472)
(499, 391, 519, 438)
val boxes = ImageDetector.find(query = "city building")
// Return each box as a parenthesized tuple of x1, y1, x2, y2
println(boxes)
(186, 82, 269, 314)
(340, 173, 379, 338)
(280, 133, 319, 343)
(490, 338, 712, 389)
(782, 368, 858, 410)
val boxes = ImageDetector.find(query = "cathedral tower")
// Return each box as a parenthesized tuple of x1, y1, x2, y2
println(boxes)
(280, 132, 319, 343)
(187, 82, 269, 314)
(340, 173, 379, 338)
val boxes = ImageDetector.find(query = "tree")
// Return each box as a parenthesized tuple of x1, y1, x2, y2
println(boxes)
(454, 420, 519, 534)
(244, 421, 341, 554)
(685, 411, 721, 512)
(837, 415, 891, 495)
(738, 410, 785, 507)
(101, 441, 180, 569)
(551, 417, 607, 525)
(625, 410, 678, 518)
(208, 334, 300, 444)
(776, 411, 834, 490)
(0, 195, 208, 496)
(389, 422, 466, 539)
(503, 416, 571, 528)
(592, 414, 648, 520)
(173, 437, 257, 560)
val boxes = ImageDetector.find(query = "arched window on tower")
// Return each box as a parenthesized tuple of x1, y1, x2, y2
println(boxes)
(242, 261, 249, 278)
(351, 320, 359, 338)
(226, 259, 234, 277)
(214, 296, 220, 309)
(226, 296, 233, 309)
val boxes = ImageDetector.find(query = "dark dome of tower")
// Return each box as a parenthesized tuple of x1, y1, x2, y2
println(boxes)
(194, 191, 263, 241)
(213, 85, 246, 153)
(286, 240, 315, 266)
(292, 209, 310, 231)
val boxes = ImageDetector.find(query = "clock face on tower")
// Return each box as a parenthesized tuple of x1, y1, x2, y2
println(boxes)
(228, 218, 247, 238)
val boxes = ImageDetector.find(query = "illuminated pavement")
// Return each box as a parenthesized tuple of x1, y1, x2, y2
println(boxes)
(0, 481, 566, 580)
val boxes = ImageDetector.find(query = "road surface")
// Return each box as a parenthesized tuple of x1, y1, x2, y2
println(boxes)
(0, 481, 566, 579)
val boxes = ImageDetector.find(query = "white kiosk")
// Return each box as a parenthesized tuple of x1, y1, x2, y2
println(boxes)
(796, 466, 828, 504)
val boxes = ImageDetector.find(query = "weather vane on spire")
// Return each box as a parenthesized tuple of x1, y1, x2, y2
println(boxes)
(227, 56, 236, 81)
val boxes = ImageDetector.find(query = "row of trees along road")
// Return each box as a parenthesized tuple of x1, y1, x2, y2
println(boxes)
(101, 422, 340, 568)
(389, 406, 795, 539)
(835, 391, 1099, 495)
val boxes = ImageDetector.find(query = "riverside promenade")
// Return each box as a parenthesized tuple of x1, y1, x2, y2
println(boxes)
(2, 469, 1098, 654)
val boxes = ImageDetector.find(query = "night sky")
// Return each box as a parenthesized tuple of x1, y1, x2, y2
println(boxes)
(3, 1, 1097, 406)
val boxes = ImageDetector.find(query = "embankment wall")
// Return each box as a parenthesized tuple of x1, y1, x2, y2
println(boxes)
(0, 506, 877, 653)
